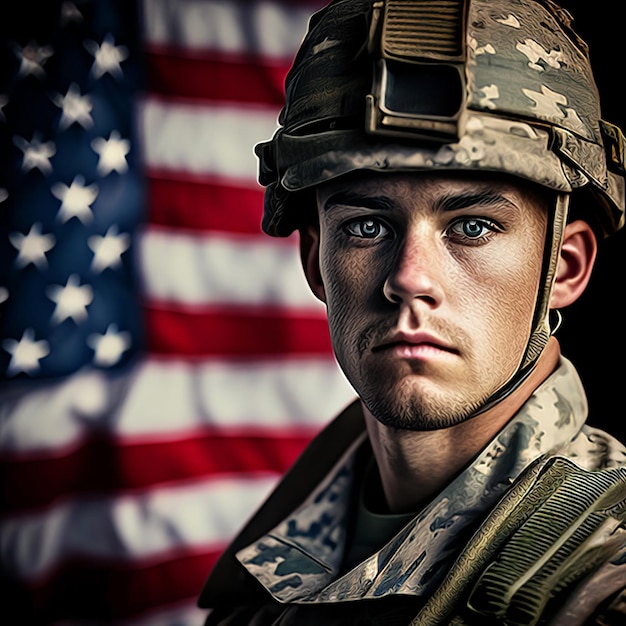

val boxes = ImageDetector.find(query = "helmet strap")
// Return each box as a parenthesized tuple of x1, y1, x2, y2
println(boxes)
(520, 193, 569, 368)
(469, 193, 570, 418)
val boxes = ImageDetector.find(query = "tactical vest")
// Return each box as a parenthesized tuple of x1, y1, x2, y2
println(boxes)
(412, 456, 626, 626)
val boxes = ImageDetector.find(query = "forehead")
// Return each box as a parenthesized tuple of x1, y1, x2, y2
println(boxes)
(315, 171, 551, 214)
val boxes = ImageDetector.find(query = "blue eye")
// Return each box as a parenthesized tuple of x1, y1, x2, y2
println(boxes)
(462, 220, 486, 238)
(344, 219, 390, 240)
(448, 218, 500, 242)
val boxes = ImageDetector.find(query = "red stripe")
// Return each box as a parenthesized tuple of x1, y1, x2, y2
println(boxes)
(144, 307, 333, 357)
(146, 49, 290, 104)
(147, 176, 266, 234)
(4, 550, 218, 623)
(2, 431, 315, 511)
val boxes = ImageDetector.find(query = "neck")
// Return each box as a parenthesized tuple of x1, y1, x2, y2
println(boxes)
(363, 337, 561, 514)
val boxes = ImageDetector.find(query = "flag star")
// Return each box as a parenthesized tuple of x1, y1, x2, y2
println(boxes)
(85, 34, 128, 79)
(52, 175, 98, 224)
(87, 323, 131, 367)
(46, 274, 93, 324)
(0, 188, 7, 203)
(13, 134, 56, 174)
(91, 130, 130, 176)
(88, 224, 130, 273)
(14, 41, 53, 78)
(52, 82, 93, 130)
(60, 1, 83, 25)
(9, 222, 56, 270)
(0, 286, 8, 304)
(3, 328, 50, 376)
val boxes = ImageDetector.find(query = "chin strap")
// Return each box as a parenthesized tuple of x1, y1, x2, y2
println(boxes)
(520, 193, 570, 369)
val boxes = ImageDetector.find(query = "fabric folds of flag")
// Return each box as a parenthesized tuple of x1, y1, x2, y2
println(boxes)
(0, 1, 354, 624)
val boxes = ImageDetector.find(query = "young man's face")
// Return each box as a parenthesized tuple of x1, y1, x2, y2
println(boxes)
(312, 172, 549, 430)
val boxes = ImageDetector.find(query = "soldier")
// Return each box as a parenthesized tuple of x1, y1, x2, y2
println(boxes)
(199, 0, 626, 624)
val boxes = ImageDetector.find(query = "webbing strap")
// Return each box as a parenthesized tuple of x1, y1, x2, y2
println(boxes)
(411, 456, 626, 626)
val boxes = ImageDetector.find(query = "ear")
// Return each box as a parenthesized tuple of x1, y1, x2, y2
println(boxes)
(549, 219, 597, 309)
(299, 226, 327, 303)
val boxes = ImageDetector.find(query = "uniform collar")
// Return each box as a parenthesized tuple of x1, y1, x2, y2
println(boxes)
(236, 357, 588, 603)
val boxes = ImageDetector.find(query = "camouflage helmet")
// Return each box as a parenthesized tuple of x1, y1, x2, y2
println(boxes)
(256, 0, 625, 237)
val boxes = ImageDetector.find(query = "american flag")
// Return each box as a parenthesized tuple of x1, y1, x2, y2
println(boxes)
(0, 1, 356, 624)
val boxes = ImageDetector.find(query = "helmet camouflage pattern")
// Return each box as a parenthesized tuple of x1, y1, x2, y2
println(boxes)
(256, 0, 625, 237)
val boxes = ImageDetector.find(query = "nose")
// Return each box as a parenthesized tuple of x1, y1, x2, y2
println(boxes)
(382, 231, 444, 307)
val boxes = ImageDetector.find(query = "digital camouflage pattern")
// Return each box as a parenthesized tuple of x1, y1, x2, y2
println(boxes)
(215, 358, 626, 625)
(257, 0, 625, 238)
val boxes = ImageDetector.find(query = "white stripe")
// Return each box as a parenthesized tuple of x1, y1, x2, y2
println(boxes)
(142, 0, 316, 58)
(119, 359, 354, 435)
(0, 361, 355, 453)
(1, 476, 277, 580)
(138, 98, 279, 183)
(137, 229, 322, 309)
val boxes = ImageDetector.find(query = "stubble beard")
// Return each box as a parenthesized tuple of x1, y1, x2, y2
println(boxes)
(334, 319, 492, 432)
(357, 375, 488, 431)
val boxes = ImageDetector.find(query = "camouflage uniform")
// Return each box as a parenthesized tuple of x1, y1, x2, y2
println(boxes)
(199, 1, 626, 624)
(199, 357, 626, 625)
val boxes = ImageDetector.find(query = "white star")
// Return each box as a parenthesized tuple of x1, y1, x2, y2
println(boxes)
(91, 130, 130, 176)
(52, 83, 93, 130)
(85, 33, 128, 79)
(0, 188, 8, 203)
(87, 323, 131, 367)
(60, 1, 83, 25)
(14, 41, 53, 78)
(13, 134, 56, 174)
(0, 286, 8, 304)
(3, 328, 50, 376)
(46, 274, 93, 324)
(9, 222, 56, 270)
(88, 225, 130, 273)
(51, 175, 98, 224)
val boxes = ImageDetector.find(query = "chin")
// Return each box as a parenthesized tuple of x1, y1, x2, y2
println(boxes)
(360, 370, 498, 431)
(363, 389, 480, 432)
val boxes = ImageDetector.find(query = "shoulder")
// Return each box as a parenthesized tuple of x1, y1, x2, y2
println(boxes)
(198, 400, 364, 611)
(472, 456, 626, 624)
(419, 456, 626, 625)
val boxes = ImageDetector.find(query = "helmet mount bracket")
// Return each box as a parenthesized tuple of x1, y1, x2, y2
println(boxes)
(366, 0, 470, 143)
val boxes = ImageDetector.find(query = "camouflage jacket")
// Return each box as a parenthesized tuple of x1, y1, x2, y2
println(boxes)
(199, 358, 626, 625)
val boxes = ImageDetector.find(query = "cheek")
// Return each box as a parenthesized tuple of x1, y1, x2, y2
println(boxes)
(319, 230, 360, 300)
(495, 232, 545, 310)
(321, 254, 365, 325)
(319, 240, 386, 334)
(462, 239, 545, 352)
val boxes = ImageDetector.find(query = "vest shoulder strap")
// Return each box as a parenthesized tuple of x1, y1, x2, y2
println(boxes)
(411, 456, 626, 626)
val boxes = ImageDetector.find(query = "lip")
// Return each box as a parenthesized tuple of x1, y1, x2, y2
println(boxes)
(372, 331, 459, 358)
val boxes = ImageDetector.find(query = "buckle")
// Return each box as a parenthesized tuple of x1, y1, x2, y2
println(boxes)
(601, 119, 626, 175)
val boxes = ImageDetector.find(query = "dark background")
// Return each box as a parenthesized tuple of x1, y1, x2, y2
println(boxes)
(555, 1, 625, 438)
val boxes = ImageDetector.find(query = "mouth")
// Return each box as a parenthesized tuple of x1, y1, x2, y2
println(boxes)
(372, 332, 459, 358)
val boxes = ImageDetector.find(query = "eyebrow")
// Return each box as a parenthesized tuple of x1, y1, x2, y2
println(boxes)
(323, 188, 516, 213)
(435, 189, 515, 213)
(322, 191, 396, 212)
